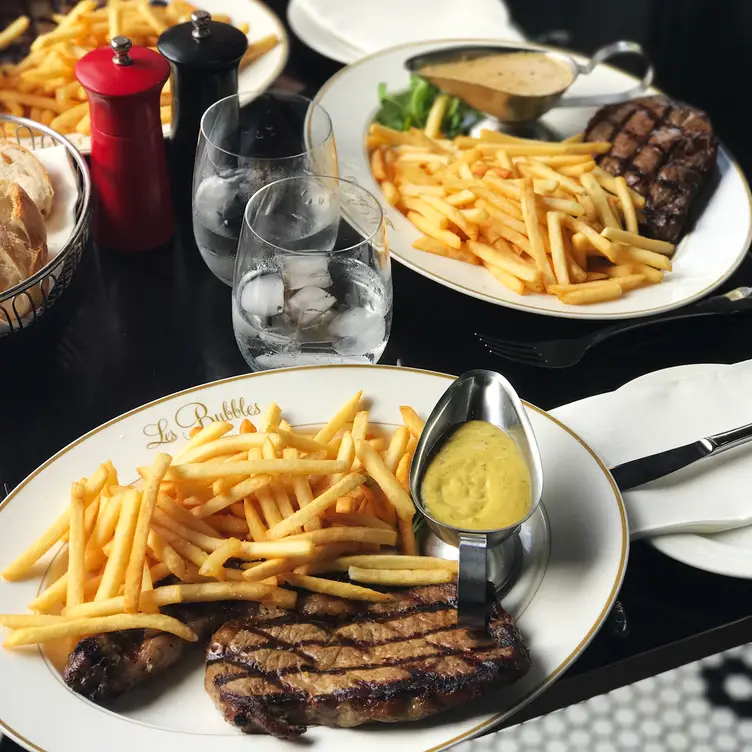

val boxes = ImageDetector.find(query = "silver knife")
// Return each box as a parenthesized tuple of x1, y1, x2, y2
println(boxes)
(610, 421, 752, 491)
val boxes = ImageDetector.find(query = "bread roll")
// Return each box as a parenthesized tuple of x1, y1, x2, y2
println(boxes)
(0, 140, 54, 217)
(0, 181, 49, 317)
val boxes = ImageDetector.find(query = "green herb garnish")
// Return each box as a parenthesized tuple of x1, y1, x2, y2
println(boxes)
(374, 74, 481, 138)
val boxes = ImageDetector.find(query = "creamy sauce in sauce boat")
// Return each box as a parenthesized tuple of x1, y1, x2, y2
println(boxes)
(410, 370, 543, 629)
(405, 41, 654, 123)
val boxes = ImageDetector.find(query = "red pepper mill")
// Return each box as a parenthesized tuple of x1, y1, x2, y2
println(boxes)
(76, 37, 174, 252)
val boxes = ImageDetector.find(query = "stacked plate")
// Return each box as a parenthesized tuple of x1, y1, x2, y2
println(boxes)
(287, 0, 526, 63)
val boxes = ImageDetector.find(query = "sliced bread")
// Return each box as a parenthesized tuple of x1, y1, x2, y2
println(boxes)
(0, 140, 54, 217)
(0, 181, 49, 317)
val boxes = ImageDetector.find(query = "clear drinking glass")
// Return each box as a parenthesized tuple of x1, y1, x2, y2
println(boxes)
(232, 175, 392, 370)
(192, 91, 338, 285)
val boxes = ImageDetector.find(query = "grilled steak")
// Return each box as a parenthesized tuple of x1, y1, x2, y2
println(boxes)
(584, 96, 718, 242)
(64, 600, 259, 701)
(205, 583, 530, 739)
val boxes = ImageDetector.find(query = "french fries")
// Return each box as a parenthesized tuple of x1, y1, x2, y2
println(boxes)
(399, 406, 424, 439)
(66, 482, 87, 608)
(266, 473, 367, 539)
(163, 458, 347, 481)
(124, 453, 171, 613)
(336, 555, 459, 572)
(3, 614, 198, 647)
(0, 17, 30, 52)
(283, 574, 393, 603)
(282, 526, 398, 547)
(348, 566, 453, 586)
(0, 398, 457, 649)
(95, 489, 141, 601)
(0, 4, 280, 133)
(368, 123, 675, 305)
(198, 538, 242, 579)
(355, 440, 415, 521)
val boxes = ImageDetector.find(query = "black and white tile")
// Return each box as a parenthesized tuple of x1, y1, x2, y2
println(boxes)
(461, 644, 752, 751)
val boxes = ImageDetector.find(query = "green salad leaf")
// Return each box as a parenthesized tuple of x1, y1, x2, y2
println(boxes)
(374, 74, 481, 138)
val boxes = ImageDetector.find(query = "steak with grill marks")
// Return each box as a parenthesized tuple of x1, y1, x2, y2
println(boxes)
(584, 96, 718, 242)
(64, 600, 260, 701)
(205, 583, 530, 739)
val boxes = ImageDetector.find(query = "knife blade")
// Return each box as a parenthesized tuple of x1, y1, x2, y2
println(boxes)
(609, 420, 752, 491)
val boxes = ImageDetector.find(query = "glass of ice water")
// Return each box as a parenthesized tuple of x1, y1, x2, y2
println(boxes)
(232, 175, 392, 370)
(192, 91, 338, 285)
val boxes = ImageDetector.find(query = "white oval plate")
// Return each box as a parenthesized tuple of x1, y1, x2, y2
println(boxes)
(315, 40, 752, 320)
(62, 0, 289, 156)
(287, 0, 525, 65)
(287, 0, 364, 64)
(606, 362, 752, 579)
(0, 365, 627, 752)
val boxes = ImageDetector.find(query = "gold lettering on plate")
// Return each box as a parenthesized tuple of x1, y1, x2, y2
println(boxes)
(143, 397, 261, 447)
(143, 418, 178, 449)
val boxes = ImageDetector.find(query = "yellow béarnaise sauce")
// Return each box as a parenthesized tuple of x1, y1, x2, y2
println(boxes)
(421, 420, 531, 530)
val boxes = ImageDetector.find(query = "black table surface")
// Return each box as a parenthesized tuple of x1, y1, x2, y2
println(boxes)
(2, 1, 752, 748)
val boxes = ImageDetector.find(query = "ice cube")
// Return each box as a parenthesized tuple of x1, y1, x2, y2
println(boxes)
(283, 255, 332, 290)
(287, 286, 336, 326)
(331, 308, 386, 356)
(194, 171, 254, 238)
(258, 314, 298, 350)
(239, 273, 284, 318)
(231, 302, 258, 338)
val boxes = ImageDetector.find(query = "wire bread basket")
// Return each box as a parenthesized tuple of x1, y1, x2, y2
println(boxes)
(0, 115, 91, 336)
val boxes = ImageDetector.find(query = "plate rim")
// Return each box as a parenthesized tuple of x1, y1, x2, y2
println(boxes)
(0, 364, 628, 752)
(314, 38, 752, 321)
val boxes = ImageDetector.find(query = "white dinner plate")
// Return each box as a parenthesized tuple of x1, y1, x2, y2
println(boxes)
(0, 365, 627, 752)
(288, 0, 364, 64)
(287, 0, 525, 65)
(62, 0, 289, 156)
(606, 362, 752, 579)
(314, 40, 752, 320)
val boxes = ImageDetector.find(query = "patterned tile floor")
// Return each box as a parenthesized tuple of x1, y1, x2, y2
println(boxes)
(461, 644, 752, 752)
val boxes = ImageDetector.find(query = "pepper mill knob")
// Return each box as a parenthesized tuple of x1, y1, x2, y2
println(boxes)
(111, 36, 133, 66)
(191, 10, 212, 39)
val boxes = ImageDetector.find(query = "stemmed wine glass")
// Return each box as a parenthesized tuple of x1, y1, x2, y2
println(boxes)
(192, 91, 338, 285)
(232, 175, 392, 370)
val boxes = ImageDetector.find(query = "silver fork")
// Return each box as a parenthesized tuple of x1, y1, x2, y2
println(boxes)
(477, 287, 752, 368)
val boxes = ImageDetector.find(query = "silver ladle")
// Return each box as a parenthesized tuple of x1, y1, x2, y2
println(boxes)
(410, 370, 544, 630)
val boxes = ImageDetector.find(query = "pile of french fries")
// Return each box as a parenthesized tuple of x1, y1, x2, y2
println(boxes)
(0, 1, 280, 136)
(0, 394, 457, 648)
(368, 121, 677, 305)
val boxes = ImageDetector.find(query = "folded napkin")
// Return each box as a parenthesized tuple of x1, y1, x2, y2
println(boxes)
(550, 360, 752, 539)
(38, 144, 80, 260)
(297, 0, 525, 56)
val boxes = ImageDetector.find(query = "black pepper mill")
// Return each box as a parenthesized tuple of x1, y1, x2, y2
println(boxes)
(157, 10, 248, 202)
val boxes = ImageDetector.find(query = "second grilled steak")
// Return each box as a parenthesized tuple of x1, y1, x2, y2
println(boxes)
(64, 600, 260, 701)
(584, 96, 718, 242)
(205, 583, 531, 739)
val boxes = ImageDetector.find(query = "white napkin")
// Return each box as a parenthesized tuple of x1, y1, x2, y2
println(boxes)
(36, 144, 79, 260)
(297, 0, 525, 56)
(550, 360, 752, 539)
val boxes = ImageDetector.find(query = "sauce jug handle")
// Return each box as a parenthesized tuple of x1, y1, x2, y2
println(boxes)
(457, 533, 489, 630)
(559, 40, 654, 109)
